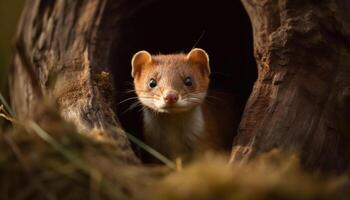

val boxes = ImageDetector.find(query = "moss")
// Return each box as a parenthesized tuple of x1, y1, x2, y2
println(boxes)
(94, 71, 114, 104)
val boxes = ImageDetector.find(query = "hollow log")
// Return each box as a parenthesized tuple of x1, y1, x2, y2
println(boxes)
(231, 0, 350, 172)
(10, 0, 350, 172)
(10, 0, 254, 164)
(9, 0, 142, 162)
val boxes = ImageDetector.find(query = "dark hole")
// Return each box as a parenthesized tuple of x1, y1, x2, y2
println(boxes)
(109, 0, 257, 160)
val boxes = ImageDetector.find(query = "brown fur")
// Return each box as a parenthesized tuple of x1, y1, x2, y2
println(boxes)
(131, 49, 236, 160)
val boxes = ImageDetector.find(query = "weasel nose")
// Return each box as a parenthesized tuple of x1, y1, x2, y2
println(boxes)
(164, 93, 178, 104)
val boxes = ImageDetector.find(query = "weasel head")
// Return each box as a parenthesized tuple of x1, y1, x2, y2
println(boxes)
(131, 48, 210, 113)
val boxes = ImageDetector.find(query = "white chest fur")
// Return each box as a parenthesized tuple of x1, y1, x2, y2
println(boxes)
(143, 106, 204, 158)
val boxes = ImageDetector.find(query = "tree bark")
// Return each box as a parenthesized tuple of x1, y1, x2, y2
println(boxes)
(231, 0, 350, 172)
(10, 0, 350, 172)
(9, 0, 143, 162)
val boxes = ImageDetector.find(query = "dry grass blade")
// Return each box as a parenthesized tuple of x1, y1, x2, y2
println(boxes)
(28, 121, 89, 171)
(28, 121, 126, 199)
(0, 112, 15, 123)
(3, 134, 56, 200)
(0, 105, 16, 124)
(0, 92, 15, 117)
(119, 128, 176, 170)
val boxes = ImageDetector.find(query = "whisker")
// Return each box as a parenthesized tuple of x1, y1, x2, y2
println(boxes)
(182, 96, 217, 106)
(184, 97, 202, 102)
(182, 96, 203, 102)
(181, 96, 202, 100)
(125, 90, 161, 98)
(181, 91, 206, 97)
(125, 89, 150, 94)
(119, 95, 157, 105)
(123, 101, 142, 113)
(138, 106, 146, 113)
(118, 97, 139, 105)
(183, 99, 201, 104)
(188, 96, 203, 100)
(139, 96, 157, 99)
(205, 95, 224, 103)
(139, 97, 160, 101)
(125, 90, 136, 94)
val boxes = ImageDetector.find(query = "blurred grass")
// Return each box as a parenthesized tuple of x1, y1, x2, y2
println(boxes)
(0, 96, 349, 199)
(0, 104, 155, 199)
(0, 0, 25, 91)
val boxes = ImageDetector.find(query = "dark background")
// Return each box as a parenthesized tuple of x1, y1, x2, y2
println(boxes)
(110, 0, 257, 149)
(0, 0, 24, 92)
(0, 1, 257, 148)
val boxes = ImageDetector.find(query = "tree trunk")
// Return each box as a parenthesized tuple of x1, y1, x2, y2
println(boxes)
(10, 0, 254, 164)
(231, 0, 350, 172)
(10, 0, 350, 172)
(9, 0, 143, 162)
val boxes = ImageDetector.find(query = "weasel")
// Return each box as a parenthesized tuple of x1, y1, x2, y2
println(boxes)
(131, 48, 237, 160)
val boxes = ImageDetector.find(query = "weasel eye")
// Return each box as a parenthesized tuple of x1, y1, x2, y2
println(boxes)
(148, 78, 157, 88)
(184, 77, 192, 87)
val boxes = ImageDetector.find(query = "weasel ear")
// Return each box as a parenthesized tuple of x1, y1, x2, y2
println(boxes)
(187, 48, 210, 75)
(131, 50, 152, 78)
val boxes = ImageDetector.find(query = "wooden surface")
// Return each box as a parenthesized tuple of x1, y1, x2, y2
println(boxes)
(9, 0, 350, 171)
(9, 0, 143, 163)
(232, 0, 350, 172)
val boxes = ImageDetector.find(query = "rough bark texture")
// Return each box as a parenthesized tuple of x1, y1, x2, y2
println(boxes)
(10, 0, 350, 172)
(232, 0, 350, 172)
(9, 0, 146, 163)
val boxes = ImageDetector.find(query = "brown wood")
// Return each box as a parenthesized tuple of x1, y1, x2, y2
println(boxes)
(231, 0, 350, 172)
(10, 0, 350, 172)
(9, 0, 142, 163)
